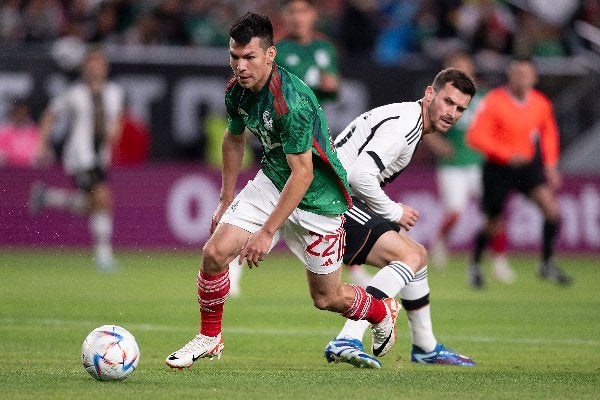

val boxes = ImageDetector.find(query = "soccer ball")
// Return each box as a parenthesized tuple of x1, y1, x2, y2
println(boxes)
(81, 325, 140, 381)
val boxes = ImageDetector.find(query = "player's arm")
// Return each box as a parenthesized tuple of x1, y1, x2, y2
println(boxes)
(211, 130, 246, 233)
(347, 134, 404, 223)
(36, 106, 57, 166)
(539, 98, 562, 189)
(107, 111, 125, 149)
(240, 149, 313, 268)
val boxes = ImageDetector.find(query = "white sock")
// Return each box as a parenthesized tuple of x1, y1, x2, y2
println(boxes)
(90, 211, 113, 262)
(400, 267, 437, 352)
(368, 261, 415, 297)
(336, 319, 370, 342)
(228, 256, 243, 297)
(45, 187, 87, 213)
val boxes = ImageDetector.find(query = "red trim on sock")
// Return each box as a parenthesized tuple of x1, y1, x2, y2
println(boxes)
(198, 270, 229, 336)
(342, 284, 386, 324)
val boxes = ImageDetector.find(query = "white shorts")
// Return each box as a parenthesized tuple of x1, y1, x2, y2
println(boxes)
(436, 165, 482, 212)
(220, 170, 346, 275)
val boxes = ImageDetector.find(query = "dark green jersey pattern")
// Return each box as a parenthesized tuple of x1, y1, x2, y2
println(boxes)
(275, 36, 338, 104)
(225, 64, 351, 215)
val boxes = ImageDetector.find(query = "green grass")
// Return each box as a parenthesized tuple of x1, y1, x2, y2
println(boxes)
(1, 248, 599, 399)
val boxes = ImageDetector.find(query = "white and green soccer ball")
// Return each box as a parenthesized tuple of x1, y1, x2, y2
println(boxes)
(81, 325, 140, 381)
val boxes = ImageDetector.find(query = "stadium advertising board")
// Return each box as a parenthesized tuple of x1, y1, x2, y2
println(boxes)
(2, 164, 599, 252)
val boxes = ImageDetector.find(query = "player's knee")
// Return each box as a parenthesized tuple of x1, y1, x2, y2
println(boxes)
(396, 241, 427, 272)
(311, 292, 339, 312)
(201, 241, 230, 274)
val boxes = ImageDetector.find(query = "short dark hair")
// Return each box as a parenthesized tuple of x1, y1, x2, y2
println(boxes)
(432, 68, 477, 97)
(230, 12, 274, 48)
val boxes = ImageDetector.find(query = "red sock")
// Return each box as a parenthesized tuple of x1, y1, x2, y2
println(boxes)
(491, 230, 508, 254)
(440, 212, 460, 237)
(197, 270, 229, 336)
(342, 284, 387, 324)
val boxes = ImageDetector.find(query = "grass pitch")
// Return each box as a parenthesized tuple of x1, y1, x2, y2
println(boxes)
(0, 248, 599, 399)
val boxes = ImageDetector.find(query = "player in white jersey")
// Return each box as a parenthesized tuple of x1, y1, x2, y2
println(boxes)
(29, 47, 125, 270)
(323, 68, 478, 368)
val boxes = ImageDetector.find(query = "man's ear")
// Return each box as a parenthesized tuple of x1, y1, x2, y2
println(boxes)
(267, 46, 277, 64)
(425, 86, 434, 102)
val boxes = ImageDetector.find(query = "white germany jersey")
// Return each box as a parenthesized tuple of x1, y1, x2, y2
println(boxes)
(51, 81, 124, 174)
(334, 101, 423, 223)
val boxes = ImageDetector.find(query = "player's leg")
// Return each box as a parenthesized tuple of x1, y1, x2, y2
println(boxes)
(89, 180, 115, 270)
(282, 207, 399, 362)
(528, 183, 571, 284)
(400, 268, 475, 365)
(165, 222, 250, 369)
(166, 171, 274, 368)
(431, 166, 467, 269)
(359, 231, 475, 366)
(227, 256, 243, 298)
(29, 181, 87, 216)
(469, 162, 510, 288)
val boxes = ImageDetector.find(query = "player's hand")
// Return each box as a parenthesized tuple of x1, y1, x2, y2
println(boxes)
(545, 165, 562, 190)
(239, 228, 272, 269)
(398, 204, 419, 230)
(508, 154, 528, 168)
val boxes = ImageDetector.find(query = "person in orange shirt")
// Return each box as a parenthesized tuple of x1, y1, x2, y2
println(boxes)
(465, 57, 571, 288)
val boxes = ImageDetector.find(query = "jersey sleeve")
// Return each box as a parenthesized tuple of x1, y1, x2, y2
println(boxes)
(347, 124, 405, 222)
(225, 90, 245, 135)
(278, 93, 314, 154)
(538, 94, 560, 166)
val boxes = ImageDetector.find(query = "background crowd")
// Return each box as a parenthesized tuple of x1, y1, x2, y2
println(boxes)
(1, 0, 598, 62)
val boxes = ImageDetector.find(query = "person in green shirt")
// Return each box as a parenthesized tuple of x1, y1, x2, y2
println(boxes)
(165, 12, 400, 369)
(275, 0, 339, 104)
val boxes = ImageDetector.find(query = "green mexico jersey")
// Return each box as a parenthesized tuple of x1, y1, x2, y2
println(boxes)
(437, 89, 487, 167)
(275, 36, 338, 104)
(225, 64, 351, 215)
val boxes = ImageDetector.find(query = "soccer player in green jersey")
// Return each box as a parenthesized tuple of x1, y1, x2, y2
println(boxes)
(166, 12, 400, 369)
(228, 0, 369, 296)
(275, 0, 339, 104)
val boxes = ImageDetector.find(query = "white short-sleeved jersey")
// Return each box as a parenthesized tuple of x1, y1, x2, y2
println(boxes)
(334, 101, 423, 223)
(51, 81, 124, 174)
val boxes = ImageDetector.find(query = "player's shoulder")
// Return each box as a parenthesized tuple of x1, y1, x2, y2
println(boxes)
(272, 65, 317, 115)
(529, 88, 552, 105)
(371, 101, 420, 120)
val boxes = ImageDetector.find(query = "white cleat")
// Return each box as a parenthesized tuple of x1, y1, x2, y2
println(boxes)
(371, 297, 400, 357)
(166, 333, 224, 369)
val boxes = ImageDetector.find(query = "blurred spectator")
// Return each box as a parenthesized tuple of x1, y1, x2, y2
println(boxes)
(373, 0, 420, 65)
(89, 2, 121, 44)
(123, 10, 164, 45)
(21, 0, 65, 43)
(184, 0, 233, 47)
(337, 0, 379, 58)
(152, 0, 189, 45)
(275, 0, 340, 103)
(0, 0, 23, 42)
(0, 99, 41, 168)
(456, 0, 516, 57)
